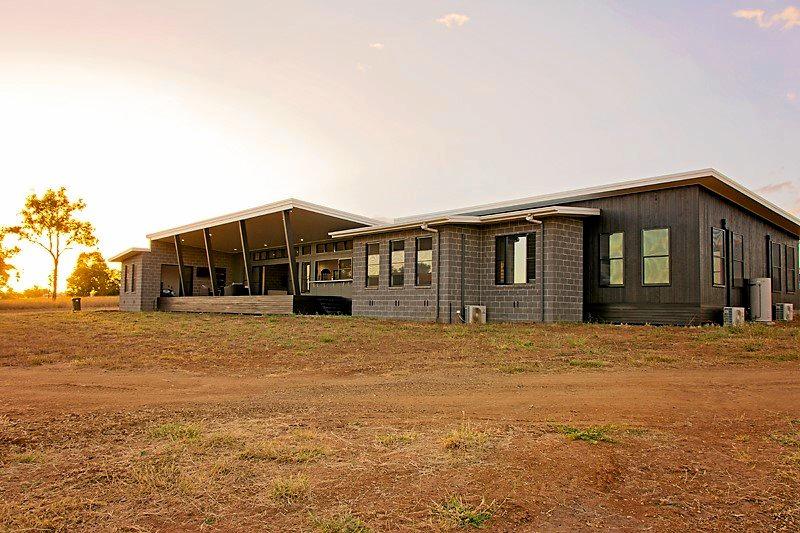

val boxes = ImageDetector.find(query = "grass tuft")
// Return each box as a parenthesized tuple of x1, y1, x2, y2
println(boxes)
(270, 474, 309, 505)
(430, 496, 494, 528)
(310, 508, 370, 532)
(150, 422, 201, 441)
(374, 432, 417, 447)
(555, 424, 616, 444)
(442, 422, 489, 451)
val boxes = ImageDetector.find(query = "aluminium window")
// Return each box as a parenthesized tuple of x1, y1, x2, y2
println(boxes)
(711, 227, 726, 287)
(599, 232, 624, 286)
(731, 232, 744, 287)
(123, 265, 129, 293)
(416, 237, 433, 286)
(366, 243, 380, 287)
(315, 258, 352, 281)
(786, 244, 796, 293)
(131, 264, 136, 292)
(642, 228, 670, 286)
(771, 242, 782, 292)
(389, 240, 405, 287)
(495, 233, 535, 285)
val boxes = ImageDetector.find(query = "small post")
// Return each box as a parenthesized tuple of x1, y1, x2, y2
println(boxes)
(282, 209, 301, 296)
(203, 228, 217, 296)
(238, 220, 252, 295)
(174, 234, 187, 296)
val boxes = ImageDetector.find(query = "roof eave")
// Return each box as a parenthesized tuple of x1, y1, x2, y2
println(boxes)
(328, 206, 601, 238)
(108, 247, 150, 263)
(145, 198, 382, 241)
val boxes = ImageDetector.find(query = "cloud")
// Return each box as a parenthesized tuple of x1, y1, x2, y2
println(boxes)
(788, 91, 798, 103)
(757, 181, 800, 214)
(369, 43, 384, 50)
(436, 13, 470, 28)
(733, 6, 800, 30)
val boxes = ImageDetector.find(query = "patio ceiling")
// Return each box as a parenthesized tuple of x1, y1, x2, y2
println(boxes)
(150, 206, 370, 253)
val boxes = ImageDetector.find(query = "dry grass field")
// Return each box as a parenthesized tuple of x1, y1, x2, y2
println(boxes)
(1, 311, 799, 531)
(0, 295, 119, 313)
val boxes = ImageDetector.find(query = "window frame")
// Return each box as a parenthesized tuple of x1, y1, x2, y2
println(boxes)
(123, 265, 129, 293)
(389, 239, 405, 288)
(641, 227, 671, 287)
(599, 232, 625, 287)
(711, 227, 726, 288)
(494, 232, 536, 286)
(786, 244, 796, 294)
(415, 236, 433, 287)
(771, 241, 782, 293)
(365, 242, 380, 288)
(731, 232, 744, 288)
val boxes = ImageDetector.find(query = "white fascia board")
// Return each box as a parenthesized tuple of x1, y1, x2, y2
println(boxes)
(393, 168, 800, 230)
(328, 206, 601, 238)
(478, 206, 600, 222)
(108, 247, 150, 263)
(145, 198, 382, 241)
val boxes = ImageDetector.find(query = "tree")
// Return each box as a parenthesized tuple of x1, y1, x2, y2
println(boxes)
(10, 188, 97, 299)
(66, 251, 120, 296)
(0, 228, 20, 293)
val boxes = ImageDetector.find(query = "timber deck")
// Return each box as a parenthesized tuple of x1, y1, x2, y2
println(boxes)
(157, 295, 293, 315)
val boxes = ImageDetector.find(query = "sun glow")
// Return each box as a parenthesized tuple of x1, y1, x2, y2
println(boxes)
(0, 63, 329, 290)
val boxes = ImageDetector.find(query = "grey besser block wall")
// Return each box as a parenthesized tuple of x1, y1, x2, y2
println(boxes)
(351, 217, 583, 323)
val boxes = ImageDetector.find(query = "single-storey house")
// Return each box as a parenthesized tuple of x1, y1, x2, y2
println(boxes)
(110, 169, 800, 324)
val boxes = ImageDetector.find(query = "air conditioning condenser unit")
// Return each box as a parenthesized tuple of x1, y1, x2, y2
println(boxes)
(466, 305, 486, 324)
(774, 303, 794, 322)
(723, 307, 745, 327)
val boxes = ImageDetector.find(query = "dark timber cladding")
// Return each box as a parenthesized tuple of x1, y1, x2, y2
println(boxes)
(575, 185, 800, 324)
(698, 188, 799, 316)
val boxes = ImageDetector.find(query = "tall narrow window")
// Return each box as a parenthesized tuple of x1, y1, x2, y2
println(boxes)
(366, 243, 380, 287)
(786, 244, 796, 293)
(642, 228, 670, 285)
(600, 232, 624, 286)
(731, 233, 744, 287)
(711, 227, 726, 287)
(416, 237, 433, 286)
(124, 265, 129, 293)
(495, 233, 535, 285)
(771, 242, 782, 292)
(389, 240, 405, 287)
(131, 264, 136, 292)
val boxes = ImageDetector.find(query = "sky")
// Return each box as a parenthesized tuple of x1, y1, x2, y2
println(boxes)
(0, 0, 799, 290)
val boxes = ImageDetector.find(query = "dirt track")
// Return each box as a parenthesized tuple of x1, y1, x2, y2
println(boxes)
(2, 365, 798, 424)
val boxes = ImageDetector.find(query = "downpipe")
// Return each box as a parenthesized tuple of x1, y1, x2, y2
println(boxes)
(421, 224, 441, 323)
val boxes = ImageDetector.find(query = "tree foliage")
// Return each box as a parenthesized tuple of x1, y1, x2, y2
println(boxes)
(10, 188, 97, 299)
(66, 251, 120, 296)
(0, 228, 20, 293)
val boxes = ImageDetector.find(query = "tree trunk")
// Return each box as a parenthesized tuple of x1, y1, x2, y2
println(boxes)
(51, 259, 58, 300)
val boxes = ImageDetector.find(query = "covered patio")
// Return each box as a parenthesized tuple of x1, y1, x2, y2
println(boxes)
(142, 199, 378, 315)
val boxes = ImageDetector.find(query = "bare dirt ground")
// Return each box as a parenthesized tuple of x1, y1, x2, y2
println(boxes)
(1, 312, 799, 531)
